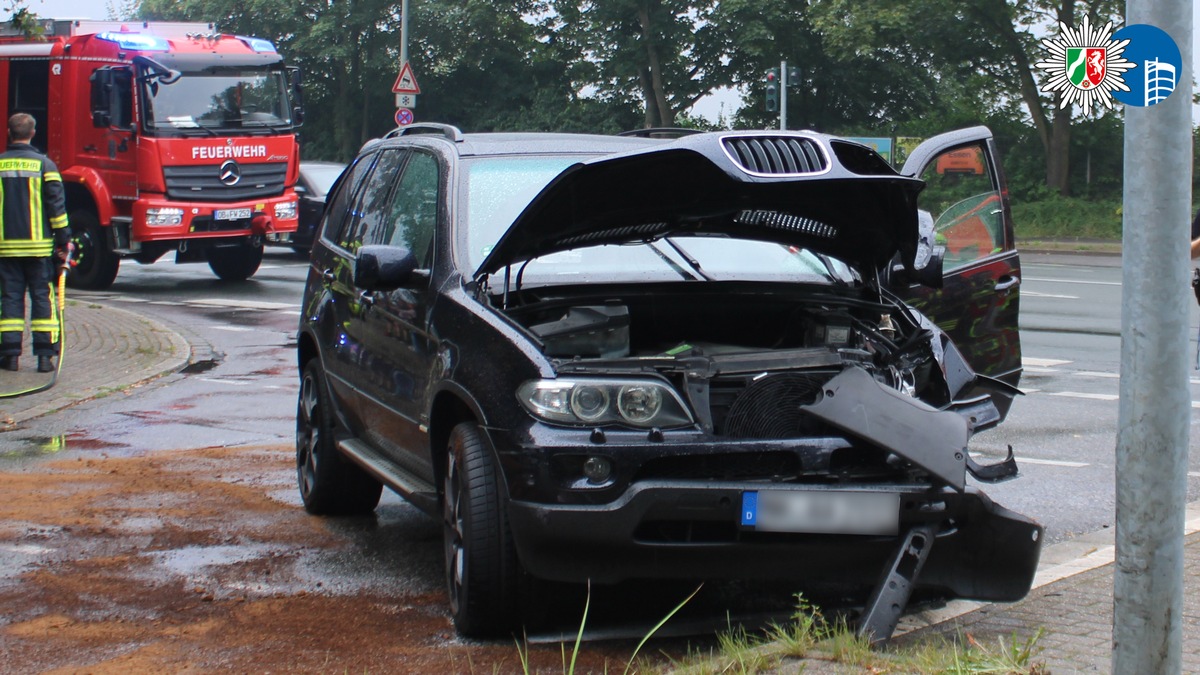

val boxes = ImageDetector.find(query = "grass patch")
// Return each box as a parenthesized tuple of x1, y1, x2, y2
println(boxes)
(1011, 196, 1121, 241)
(669, 595, 1047, 674)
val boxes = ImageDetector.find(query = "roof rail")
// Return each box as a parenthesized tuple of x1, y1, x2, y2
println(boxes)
(383, 123, 464, 142)
(618, 127, 704, 139)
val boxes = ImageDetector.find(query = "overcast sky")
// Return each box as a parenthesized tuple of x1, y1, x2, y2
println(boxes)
(23, 0, 1200, 125)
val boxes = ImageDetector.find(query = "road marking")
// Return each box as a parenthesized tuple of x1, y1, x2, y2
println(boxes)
(1189, 472, 1200, 478)
(1048, 391, 1119, 401)
(211, 326, 253, 332)
(1023, 290, 1080, 299)
(1025, 357, 1073, 367)
(190, 298, 296, 310)
(1021, 388, 1041, 393)
(1023, 366, 1060, 374)
(196, 378, 252, 386)
(1016, 457, 1090, 468)
(1025, 276, 1121, 286)
(1077, 371, 1120, 379)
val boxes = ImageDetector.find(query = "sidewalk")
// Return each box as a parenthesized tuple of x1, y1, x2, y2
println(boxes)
(889, 504, 1200, 672)
(4, 290, 1200, 673)
(0, 299, 191, 428)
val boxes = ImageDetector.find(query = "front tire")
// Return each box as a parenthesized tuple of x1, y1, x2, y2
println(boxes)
(67, 210, 120, 290)
(206, 241, 264, 281)
(443, 422, 522, 637)
(296, 359, 382, 515)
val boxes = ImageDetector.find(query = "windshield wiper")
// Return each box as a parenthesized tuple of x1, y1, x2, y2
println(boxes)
(646, 242, 700, 281)
(660, 237, 714, 281)
(814, 252, 849, 286)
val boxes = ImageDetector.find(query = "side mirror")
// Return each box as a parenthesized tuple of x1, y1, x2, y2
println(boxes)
(288, 66, 305, 127)
(354, 244, 417, 291)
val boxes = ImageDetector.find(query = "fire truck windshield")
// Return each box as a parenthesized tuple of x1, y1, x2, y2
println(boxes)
(141, 67, 292, 135)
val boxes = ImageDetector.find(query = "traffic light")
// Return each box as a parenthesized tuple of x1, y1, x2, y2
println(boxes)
(765, 68, 779, 112)
(788, 67, 800, 88)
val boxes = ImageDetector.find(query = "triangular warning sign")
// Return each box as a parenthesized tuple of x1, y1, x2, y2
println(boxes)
(392, 62, 421, 94)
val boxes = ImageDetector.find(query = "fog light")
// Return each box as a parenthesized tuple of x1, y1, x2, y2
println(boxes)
(274, 200, 298, 220)
(582, 456, 612, 484)
(145, 207, 183, 226)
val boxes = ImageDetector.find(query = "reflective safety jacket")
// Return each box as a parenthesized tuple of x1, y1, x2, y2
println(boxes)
(0, 143, 69, 258)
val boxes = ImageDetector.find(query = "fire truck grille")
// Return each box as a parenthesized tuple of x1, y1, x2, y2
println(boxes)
(163, 162, 289, 201)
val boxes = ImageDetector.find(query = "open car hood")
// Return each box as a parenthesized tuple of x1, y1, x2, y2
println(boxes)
(475, 131, 926, 278)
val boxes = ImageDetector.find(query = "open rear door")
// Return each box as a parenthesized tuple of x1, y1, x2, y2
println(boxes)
(899, 126, 1021, 387)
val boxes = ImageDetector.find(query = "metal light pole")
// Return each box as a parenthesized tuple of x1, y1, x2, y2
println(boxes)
(395, 0, 409, 109)
(1114, 0, 1192, 672)
(779, 60, 788, 131)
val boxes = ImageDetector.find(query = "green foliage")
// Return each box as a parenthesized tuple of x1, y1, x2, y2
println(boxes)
(1012, 196, 1122, 241)
(672, 595, 1048, 674)
(6, 0, 43, 38)
(126, 0, 1153, 201)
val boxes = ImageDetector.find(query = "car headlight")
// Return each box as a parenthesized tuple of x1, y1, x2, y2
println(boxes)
(518, 379, 693, 429)
(274, 200, 298, 220)
(145, 207, 183, 226)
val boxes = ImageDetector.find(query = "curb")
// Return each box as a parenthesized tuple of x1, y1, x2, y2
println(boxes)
(894, 500, 1200, 637)
(5, 301, 193, 426)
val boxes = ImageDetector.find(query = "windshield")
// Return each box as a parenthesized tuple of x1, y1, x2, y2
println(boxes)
(462, 156, 859, 286)
(301, 164, 346, 198)
(142, 66, 292, 134)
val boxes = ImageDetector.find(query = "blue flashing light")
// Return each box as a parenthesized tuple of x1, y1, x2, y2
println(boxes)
(236, 36, 277, 53)
(96, 31, 170, 52)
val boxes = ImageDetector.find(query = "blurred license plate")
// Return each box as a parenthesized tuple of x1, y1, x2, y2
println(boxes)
(741, 490, 899, 535)
(215, 208, 252, 221)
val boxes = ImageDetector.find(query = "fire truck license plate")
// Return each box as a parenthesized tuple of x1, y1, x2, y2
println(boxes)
(215, 208, 252, 221)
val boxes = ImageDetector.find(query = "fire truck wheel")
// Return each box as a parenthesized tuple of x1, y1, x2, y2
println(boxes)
(206, 242, 264, 281)
(67, 211, 120, 290)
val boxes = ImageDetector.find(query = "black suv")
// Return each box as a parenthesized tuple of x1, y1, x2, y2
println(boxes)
(295, 124, 1040, 640)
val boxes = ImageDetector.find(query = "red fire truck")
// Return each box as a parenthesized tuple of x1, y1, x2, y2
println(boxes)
(0, 19, 304, 289)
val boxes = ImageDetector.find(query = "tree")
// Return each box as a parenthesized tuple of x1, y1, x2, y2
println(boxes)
(812, 0, 1122, 196)
(564, 0, 725, 128)
(711, 0, 952, 133)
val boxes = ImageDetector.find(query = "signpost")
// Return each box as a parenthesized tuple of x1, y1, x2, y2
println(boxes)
(393, 60, 420, 126)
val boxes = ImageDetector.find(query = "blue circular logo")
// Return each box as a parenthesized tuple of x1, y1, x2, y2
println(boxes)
(1111, 24, 1182, 107)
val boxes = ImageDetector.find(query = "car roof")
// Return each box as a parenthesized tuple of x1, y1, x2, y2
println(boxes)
(363, 128, 665, 158)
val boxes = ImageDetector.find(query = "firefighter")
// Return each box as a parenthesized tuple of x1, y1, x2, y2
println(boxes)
(0, 113, 70, 373)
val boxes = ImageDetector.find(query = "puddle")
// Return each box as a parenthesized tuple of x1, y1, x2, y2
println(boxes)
(0, 433, 132, 459)
(148, 543, 273, 576)
(0, 435, 67, 459)
(181, 359, 220, 374)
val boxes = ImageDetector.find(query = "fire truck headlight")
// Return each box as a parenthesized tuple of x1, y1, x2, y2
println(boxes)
(274, 201, 298, 220)
(146, 208, 184, 226)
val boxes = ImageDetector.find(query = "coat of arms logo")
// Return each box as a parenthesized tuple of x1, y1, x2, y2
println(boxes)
(1035, 16, 1135, 110)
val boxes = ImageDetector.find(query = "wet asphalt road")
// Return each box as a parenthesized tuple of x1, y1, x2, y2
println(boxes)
(1, 249, 1197, 651)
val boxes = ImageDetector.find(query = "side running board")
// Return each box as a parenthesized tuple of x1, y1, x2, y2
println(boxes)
(337, 438, 439, 513)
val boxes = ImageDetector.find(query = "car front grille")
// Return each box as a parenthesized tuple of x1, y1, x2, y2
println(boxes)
(722, 136, 828, 175)
(163, 162, 289, 201)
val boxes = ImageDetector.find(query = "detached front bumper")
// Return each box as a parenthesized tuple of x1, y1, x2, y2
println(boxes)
(507, 480, 1042, 603)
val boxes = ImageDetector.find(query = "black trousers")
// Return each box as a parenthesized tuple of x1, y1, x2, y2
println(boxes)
(0, 256, 59, 357)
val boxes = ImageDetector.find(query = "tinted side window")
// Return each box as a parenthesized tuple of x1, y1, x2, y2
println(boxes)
(320, 152, 376, 247)
(917, 142, 1004, 270)
(370, 151, 439, 267)
(342, 149, 407, 250)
